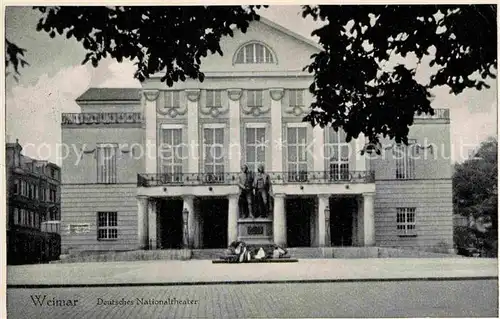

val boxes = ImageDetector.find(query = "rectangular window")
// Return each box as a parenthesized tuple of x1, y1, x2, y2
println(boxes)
(160, 127, 183, 183)
(35, 212, 40, 229)
(31, 210, 35, 228)
(49, 188, 57, 202)
(97, 212, 118, 240)
(12, 179, 19, 195)
(50, 167, 57, 179)
(396, 207, 417, 236)
(28, 210, 33, 227)
(13, 208, 19, 225)
(97, 144, 117, 184)
(289, 90, 304, 107)
(245, 124, 267, 172)
(41, 187, 46, 201)
(206, 90, 222, 108)
(23, 209, 27, 226)
(19, 209, 24, 226)
(21, 180, 27, 197)
(203, 125, 225, 183)
(395, 139, 416, 180)
(327, 128, 350, 181)
(165, 91, 180, 108)
(247, 90, 263, 107)
(12, 207, 20, 225)
(287, 125, 308, 182)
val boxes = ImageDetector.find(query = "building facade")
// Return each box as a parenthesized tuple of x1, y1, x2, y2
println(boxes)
(6, 139, 61, 264)
(61, 18, 453, 253)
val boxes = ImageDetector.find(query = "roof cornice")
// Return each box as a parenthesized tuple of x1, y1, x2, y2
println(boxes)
(257, 16, 322, 51)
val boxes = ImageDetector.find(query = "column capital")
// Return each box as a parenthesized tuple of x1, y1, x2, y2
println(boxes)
(147, 199, 157, 208)
(317, 194, 330, 201)
(183, 194, 196, 201)
(143, 90, 160, 101)
(227, 88, 242, 101)
(185, 89, 201, 102)
(273, 193, 286, 199)
(137, 195, 149, 202)
(227, 193, 240, 200)
(269, 88, 284, 101)
(363, 192, 376, 198)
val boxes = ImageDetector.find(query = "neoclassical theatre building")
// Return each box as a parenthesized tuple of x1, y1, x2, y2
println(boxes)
(61, 18, 453, 253)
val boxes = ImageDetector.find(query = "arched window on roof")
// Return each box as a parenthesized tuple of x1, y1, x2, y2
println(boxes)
(234, 42, 275, 64)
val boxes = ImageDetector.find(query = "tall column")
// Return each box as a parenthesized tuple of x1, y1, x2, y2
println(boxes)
(313, 126, 325, 172)
(355, 133, 367, 172)
(363, 192, 376, 246)
(148, 199, 157, 250)
(351, 208, 358, 246)
(185, 90, 200, 173)
(191, 201, 201, 249)
(357, 196, 364, 246)
(317, 195, 329, 247)
(228, 89, 242, 172)
(270, 89, 284, 173)
(273, 193, 286, 247)
(137, 196, 149, 249)
(143, 90, 159, 174)
(310, 203, 317, 247)
(183, 195, 195, 248)
(227, 194, 239, 245)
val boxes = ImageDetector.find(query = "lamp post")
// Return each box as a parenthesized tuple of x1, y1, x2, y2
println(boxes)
(325, 205, 331, 247)
(182, 208, 189, 249)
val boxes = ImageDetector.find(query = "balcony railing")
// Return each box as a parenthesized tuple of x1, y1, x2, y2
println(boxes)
(61, 112, 143, 125)
(41, 221, 61, 234)
(137, 171, 375, 187)
(414, 108, 449, 120)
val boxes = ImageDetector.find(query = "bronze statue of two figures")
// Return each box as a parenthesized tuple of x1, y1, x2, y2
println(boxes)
(238, 164, 273, 219)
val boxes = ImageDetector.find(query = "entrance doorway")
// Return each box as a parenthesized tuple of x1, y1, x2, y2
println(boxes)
(200, 197, 228, 248)
(286, 196, 314, 247)
(329, 196, 357, 246)
(158, 198, 184, 249)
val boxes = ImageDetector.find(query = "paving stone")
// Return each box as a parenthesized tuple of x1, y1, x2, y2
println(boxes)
(6, 280, 498, 318)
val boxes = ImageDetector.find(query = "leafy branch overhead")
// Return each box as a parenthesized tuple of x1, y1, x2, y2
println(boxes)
(33, 6, 263, 87)
(6, 5, 497, 146)
(301, 5, 496, 146)
(5, 39, 30, 82)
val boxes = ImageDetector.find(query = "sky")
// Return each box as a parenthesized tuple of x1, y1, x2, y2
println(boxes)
(4, 5, 498, 165)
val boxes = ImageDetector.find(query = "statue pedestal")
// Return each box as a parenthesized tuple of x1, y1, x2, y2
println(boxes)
(237, 218, 274, 245)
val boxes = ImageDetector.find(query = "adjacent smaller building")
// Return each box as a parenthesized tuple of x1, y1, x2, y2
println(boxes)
(6, 139, 61, 264)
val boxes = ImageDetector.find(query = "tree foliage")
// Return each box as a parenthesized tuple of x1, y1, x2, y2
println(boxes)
(453, 137, 498, 256)
(5, 5, 497, 146)
(453, 137, 497, 219)
(5, 39, 30, 82)
(302, 5, 496, 146)
(32, 6, 262, 87)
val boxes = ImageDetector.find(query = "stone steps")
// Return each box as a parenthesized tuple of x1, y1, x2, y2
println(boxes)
(52, 247, 459, 263)
(191, 249, 227, 260)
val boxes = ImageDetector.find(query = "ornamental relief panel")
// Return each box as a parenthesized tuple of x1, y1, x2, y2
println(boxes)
(284, 104, 307, 117)
(282, 89, 309, 118)
(156, 90, 188, 119)
(241, 89, 271, 119)
(199, 89, 229, 119)
(61, 112, 143, 125)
